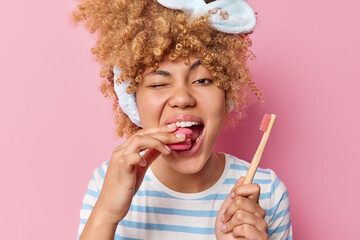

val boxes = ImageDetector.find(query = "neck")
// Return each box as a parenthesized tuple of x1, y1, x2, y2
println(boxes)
(150, 151, 225, 193)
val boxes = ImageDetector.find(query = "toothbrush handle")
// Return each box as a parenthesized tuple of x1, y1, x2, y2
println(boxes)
(243, 131, 270, 184)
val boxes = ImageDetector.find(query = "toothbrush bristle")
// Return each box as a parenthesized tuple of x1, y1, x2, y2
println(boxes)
(259, 114, 272, 132)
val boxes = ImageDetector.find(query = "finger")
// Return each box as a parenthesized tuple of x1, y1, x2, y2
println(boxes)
(144, 131, 188, 145)
(121, 124, 180, 153)
(121, 123, 177, 151)
(126, 132, 188, 155)
(137, 123, 177, 136)
(123, 135, 172, 155)
(221, 196, 266, 223)
(220, 209, 267, 233)
(115, 130, 186, 162)
(232, 224, 268, 239)
(231, 183, 261, 203)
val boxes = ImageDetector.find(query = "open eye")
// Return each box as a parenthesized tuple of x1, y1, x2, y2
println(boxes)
(194, 78, 213, 85)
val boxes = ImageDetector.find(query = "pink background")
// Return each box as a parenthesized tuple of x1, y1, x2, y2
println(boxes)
(1, 0, 359, 239)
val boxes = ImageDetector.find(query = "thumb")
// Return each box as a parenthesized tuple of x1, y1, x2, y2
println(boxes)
(134, 149, 161, 193)
(142, 149, 161, 168)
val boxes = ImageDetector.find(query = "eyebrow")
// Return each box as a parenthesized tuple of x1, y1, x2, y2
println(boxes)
(149, 70, 171, 77)
(146, 60, 202, 77)
(189, 60, 201, 71)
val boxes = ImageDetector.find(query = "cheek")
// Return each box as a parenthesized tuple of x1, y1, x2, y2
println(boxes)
(136, 91, 167, 128)
(201, 89, 226, 118)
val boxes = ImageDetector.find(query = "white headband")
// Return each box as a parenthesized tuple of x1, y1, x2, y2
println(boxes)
(113, 67, 143, 127)
(114, 0, 256, 127)
(157, 0, 256, 34)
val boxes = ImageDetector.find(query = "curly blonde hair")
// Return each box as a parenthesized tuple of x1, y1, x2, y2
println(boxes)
(72, 0, 263, 137)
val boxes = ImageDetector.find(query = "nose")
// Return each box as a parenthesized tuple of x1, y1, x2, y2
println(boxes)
(168, 84, 196, 109)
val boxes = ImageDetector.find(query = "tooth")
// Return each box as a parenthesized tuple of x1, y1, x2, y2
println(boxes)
(173, 121, 202, 127)
(195, 137, 200, 143)
(185, 122, 192, 127)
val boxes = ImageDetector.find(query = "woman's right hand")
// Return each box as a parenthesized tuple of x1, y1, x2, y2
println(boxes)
(92, 123, 185, 224)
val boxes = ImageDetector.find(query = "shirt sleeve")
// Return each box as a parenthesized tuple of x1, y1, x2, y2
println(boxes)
(76, 162, 107, 240)
(266, 170, 293, 240)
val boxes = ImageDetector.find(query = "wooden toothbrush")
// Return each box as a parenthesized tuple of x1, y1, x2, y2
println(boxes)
(244, 114, 277, 184)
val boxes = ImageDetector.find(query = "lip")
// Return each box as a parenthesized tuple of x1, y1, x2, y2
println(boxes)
(164, 114, 204, 125)
(172, 127, 206, 157)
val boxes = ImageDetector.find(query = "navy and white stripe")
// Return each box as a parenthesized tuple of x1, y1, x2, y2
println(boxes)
(77, 153, 292, 239)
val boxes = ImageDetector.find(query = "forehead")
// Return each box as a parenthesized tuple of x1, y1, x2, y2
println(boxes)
(143, 55, 201, 75)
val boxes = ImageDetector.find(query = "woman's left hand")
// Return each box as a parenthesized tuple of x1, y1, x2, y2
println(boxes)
(215, 177, 268, 240)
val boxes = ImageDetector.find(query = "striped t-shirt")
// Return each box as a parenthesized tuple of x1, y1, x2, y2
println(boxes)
(77, 153, 292, 240)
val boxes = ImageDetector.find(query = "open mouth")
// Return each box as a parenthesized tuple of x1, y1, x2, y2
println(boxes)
(188, 123, 204, 147)
(167, 121, 205, 153)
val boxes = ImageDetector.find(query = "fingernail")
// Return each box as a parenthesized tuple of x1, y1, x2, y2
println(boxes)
(220, 214, 225, 222)
(167, 123, 176, 129)
(230, 192, 235, 199)
(175, 133, 185, 139)
(139, 157, 147, 167)
(165, 145, 171, 153)
(220, 224, 226, 231)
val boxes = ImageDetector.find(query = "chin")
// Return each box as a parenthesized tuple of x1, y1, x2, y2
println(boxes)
(165, 150, 211, 175)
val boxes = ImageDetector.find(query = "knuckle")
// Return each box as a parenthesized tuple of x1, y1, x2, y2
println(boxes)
(132, 134, 142, 142)
(117, 156, 127, 166)
(235, 211, 244, 222)
(136, 129, 145, 135)
(112, 157, 126, 171)
(235, 197, 244, 208)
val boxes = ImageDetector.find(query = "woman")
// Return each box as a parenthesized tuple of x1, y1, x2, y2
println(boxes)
(73, 0, 292, 239)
